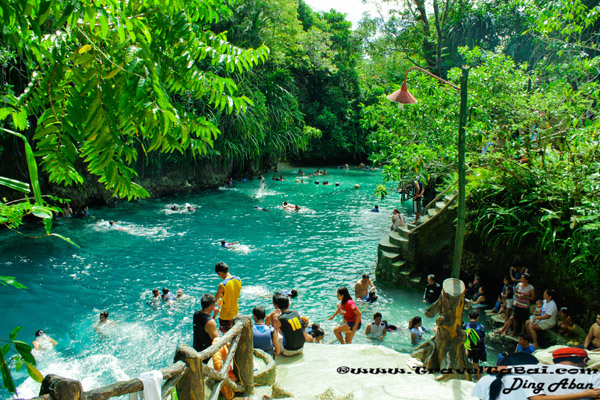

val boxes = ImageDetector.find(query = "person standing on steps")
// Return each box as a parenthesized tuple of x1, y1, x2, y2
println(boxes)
(214, 262, 242, 333)
(423, 274, 442, 304)
(412, 179, 425, 224)
(193, 293, 220, 363)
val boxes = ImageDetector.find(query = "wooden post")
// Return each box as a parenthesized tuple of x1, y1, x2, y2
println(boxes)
(233, 316, 254, 396)
(174, 344, 205, 400)
(39, 375, 83, 400)
(412, 278, 471, 380)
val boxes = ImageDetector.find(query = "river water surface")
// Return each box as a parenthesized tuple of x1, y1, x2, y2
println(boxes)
(1, 166, 481, 397)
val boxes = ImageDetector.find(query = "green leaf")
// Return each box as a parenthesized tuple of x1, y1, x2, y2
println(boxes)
(31, 206, 53, 219)
(13, 341, 35, 365)
(0, 176, 30, 193)
(9, 327, 22, 341)
(25, 362, 44, 383)
(1, 344, 10, 357)
(0, 277, 27, 290)
(1, 355, 16, 394)
(50, 233, 80, 248)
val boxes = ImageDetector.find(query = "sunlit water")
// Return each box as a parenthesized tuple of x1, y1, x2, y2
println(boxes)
(0, 166, 501, 397)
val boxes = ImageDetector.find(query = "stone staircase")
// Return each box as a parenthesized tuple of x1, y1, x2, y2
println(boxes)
(376, 190, 458, 287)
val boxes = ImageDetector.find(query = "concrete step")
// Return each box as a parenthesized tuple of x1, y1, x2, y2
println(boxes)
(394, 226, 411, 239)
(435, 201, 446, 211)
(379, 250, 403, 263)
(444, 194, 455, 202)
(389, 231, 408, 247)
(378, 236, 401, 253)
(409, 276, 422, 285)
(427, 208, 437, 217)
(391, 260, 408, 269)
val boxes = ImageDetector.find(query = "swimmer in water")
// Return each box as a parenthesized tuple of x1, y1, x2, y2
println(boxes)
(171, 205, 179, 211)
(254, 206, 269, 212)
(33, 330, 58, 350)
(149, 289, 161, 306)
(294, 205, 301, 212)
(221, 240, 239, 248)
(282, 202, 295, 210)
(95, 311, 116, 333)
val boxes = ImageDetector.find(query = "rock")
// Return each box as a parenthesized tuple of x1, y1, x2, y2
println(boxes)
(271, 383, 294, 398)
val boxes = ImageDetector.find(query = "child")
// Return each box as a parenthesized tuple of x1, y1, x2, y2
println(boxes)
(492, 295, 503, 314)
(557, 307, 575, 335)
(463, 309, 486, 380)
(465, 282, 477, 300)
(515, 332, 535, 354)
(305, 323, 325, 343)
(529, 298, 543, 322)
(365, 312, 388, 340)
(501, 276, 514, 322)
(409, 316, 426, 345)
(252, 306, 279, 357)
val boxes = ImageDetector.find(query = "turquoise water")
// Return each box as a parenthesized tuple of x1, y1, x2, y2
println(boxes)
(0, 166, 494, 397)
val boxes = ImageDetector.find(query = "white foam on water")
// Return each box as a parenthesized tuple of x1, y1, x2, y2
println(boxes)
(241, 284, 271, 299)
(229, 244, 252, 254)
(90, 220, 173, 240)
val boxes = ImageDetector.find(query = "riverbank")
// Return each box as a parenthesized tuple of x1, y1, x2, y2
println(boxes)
(264, 343, 475, 399)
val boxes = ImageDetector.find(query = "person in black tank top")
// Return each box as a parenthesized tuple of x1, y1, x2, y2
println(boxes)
(274, 295, 305, 355)
(193, 294, 220, 363)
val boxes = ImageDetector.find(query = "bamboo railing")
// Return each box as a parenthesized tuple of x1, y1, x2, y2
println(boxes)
(30, 316, 254, 400)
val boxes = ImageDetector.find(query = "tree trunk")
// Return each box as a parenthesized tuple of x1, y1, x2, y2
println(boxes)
(411, 278, 472, 380)
(412, 0, 437, 72)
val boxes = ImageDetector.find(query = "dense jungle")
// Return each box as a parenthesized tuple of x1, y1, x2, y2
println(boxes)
(1, 0, 600, 392)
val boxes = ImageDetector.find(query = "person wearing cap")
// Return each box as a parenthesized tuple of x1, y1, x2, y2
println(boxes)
(527, 347, 600, 399)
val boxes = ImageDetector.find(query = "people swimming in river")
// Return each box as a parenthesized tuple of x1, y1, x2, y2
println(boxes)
(371, 205, 379, 213)
(95, 311, 116, 333)
(355, 274, 376, 300)
(162, 288, 177, 302)
(294, 205, 301, 212)
(282, 289, 298, 299)
(176, 288, 191, 301)
(149, 289, 162, 307)
(282, 202, 295, 210)
(409, 316, 426, 344)
(365, 312, 387, 340)
(254, 206, 269, 212)
(221, 240, 239, 248)
(33, 330, 58, 350)
(171, 205, 179, 211)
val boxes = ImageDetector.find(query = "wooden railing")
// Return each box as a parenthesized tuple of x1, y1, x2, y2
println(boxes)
(31, 316, 254, 400)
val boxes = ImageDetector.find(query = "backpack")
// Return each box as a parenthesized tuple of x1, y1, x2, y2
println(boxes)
(464, 322, 485, 351)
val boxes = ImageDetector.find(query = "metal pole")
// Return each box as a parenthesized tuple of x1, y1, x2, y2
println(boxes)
(451, 66, 469, 279)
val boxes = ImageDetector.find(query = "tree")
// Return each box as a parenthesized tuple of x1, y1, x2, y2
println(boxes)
(1, 0, 268, 236)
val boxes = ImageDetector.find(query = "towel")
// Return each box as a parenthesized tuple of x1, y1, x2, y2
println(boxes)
(129, 370, 163, 400)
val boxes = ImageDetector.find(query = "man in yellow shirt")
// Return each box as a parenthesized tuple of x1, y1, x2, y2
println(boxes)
(214, 262, 242, 333)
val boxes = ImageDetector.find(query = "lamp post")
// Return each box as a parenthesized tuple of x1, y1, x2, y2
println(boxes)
(387, 65, 469, 279)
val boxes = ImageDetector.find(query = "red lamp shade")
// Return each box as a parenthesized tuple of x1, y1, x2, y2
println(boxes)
(387, 81, 417, 104)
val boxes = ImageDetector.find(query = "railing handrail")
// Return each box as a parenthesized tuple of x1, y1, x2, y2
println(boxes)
(410, 180, 459, 234)
(34, 317, 254, 400)
(421, 179, 458, 216)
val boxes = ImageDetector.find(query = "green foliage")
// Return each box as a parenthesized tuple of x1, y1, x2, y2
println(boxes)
(1, 0, 268, 199)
